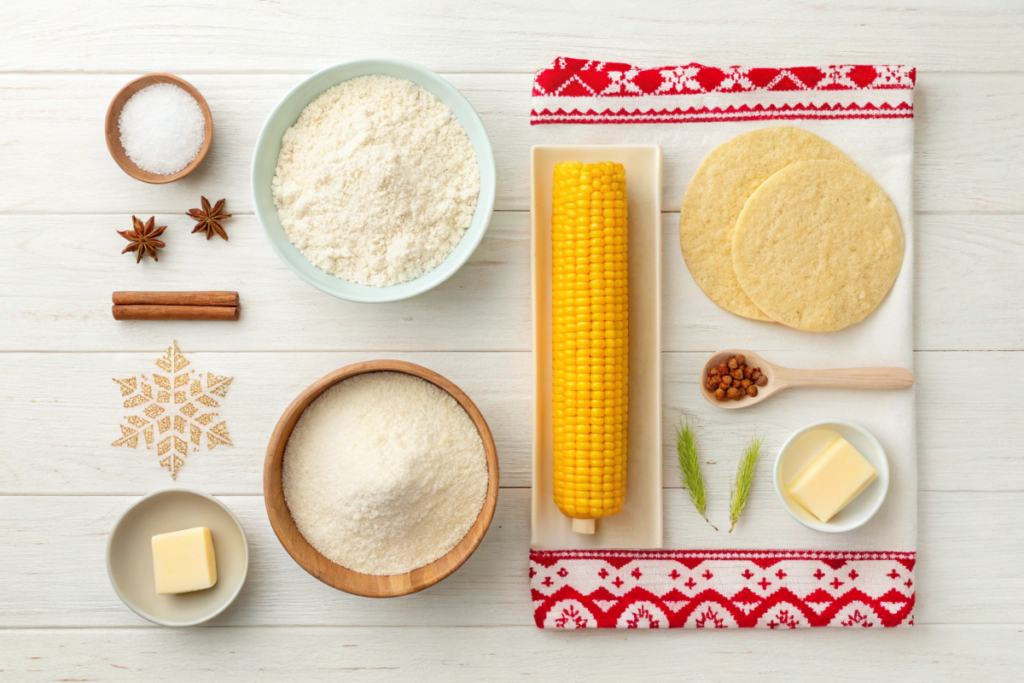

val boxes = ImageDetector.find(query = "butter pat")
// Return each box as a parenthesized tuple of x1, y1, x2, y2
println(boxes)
(152, 527, 218, 595)
(787, 437, 878, 523)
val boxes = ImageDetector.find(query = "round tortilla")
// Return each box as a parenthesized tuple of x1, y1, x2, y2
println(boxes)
(732, 159, 905, 332)
(679, 127, 851, 321)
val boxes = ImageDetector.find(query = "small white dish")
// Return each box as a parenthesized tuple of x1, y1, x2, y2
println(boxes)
(773, 420, 889, 533)
(106, 488, 249, 626)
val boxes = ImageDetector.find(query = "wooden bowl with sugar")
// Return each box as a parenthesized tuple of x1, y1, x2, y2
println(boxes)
(104, 73, 213, 184)
(263, 359, 500, 598)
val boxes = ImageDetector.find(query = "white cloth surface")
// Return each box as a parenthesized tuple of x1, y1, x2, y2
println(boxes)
(529, 60, 916, 553)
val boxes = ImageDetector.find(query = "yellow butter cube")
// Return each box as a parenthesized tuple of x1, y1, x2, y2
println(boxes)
(152, 527, 218, 595)
(787, 437, 878, 523)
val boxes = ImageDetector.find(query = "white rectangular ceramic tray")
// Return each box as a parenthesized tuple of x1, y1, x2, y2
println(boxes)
(530, 145, 663, 550)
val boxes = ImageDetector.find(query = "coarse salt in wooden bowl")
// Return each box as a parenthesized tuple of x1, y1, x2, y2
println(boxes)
(263, 360, 500, 598)
(104, 73, 213, 184)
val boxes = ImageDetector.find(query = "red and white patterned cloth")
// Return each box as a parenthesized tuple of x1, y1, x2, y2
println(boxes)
(531, 550, 914, 629)
(529, 58, 917, 629)
(531, 57, 915, 124)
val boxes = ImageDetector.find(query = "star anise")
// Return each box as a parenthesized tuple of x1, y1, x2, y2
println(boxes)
(118, 216, 167, 263)
(188, 196, 232, 241)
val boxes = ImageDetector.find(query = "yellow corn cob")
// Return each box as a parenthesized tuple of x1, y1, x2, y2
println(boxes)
(551, 160, 628, 522)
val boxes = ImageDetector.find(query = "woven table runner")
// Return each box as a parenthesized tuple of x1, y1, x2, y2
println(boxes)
(529, 58, 917, 629)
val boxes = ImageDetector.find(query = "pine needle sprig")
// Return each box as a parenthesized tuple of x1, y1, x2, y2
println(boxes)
(729, 435, 763, 533)
(676, 422, 717, 530)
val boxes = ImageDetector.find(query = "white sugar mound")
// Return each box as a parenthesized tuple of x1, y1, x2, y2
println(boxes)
(271, 75, 481, 287)
(118, 83, 205, 175)
(282, 372, 489, 576)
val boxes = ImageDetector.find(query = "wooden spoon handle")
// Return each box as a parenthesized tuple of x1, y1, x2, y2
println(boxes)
(773, 366, 915, 390)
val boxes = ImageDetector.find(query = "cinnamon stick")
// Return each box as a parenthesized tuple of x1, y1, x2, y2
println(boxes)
(113, 291, 239, 307)
(112, 304, 240, 321)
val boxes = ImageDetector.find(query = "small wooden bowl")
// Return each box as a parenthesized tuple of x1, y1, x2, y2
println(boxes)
(104, 73, 213, 184)
(263, 360, 500, 598)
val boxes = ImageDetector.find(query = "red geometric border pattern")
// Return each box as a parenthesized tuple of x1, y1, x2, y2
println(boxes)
(531, 57, 916, 124)
(531, 549, 915, 629)
(533, 58, 916, 97)
(534, 101, 913, 124)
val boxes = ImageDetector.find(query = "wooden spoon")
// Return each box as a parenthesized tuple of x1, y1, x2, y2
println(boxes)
(699, 349, 915, 410)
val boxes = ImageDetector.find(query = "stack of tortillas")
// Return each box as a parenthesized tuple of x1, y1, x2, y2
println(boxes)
(680, 127, 905, 332)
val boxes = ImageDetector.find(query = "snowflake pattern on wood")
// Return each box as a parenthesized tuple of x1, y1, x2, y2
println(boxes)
(111, 341, 234, 478)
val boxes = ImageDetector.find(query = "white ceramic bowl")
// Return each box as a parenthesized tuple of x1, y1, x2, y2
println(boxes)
(251, 59, 496, 303)
(106, 488, 249, 626)
(773, 420, 890, 533)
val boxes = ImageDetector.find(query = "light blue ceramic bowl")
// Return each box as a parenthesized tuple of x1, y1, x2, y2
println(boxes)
(251, 59, 496, 303)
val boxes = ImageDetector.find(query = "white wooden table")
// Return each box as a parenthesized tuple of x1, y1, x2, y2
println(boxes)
(2, 1, 1023, 679)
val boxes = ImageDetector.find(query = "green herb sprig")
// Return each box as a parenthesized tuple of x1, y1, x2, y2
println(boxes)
(676, 422, 717, 530)
(729, 435, 763, 533)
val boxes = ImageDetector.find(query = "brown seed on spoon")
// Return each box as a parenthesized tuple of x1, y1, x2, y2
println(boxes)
(699, 349, 916, 410)
(705, 353, 760, 403)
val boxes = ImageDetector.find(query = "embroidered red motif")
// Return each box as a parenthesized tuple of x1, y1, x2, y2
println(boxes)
(531, 58, 915, 125)
(625, 605, 661, 629)
(695, 607, 727, 629)
(533, 58, 915, 97)
(768, 610, 800, 629)
(554, 605, 590, 629)
(841, 610, 874, 627)
(530, 549, 915, 629)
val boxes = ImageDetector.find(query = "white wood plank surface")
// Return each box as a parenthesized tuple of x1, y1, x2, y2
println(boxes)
(3, 0, 1023, 679)
(2, 492, 1021, 627)
(4, 0, 1023, 74)
(1, 214, 1020, 352)
(0, 351, 1018, 493)
(1, 626, 1021, 682)
(1, 73, 1022, 215)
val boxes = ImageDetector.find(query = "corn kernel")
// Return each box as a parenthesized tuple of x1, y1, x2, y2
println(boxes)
(552, 161, 628, 521)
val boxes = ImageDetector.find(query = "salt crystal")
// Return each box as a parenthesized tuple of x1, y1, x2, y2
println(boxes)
(118, 83, 206, 175)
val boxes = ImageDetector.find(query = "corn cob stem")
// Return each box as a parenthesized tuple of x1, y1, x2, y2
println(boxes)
(571, 518, 597, 535)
